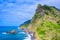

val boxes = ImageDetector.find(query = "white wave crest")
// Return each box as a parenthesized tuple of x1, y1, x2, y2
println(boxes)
(24, 33, 31, 40)
(2, 32, 7, 34)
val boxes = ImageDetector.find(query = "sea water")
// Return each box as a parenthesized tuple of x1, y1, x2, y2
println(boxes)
(0, 26, 31, 40)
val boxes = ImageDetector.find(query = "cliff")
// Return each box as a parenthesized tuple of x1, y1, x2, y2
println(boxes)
(20, 4, 60, 40)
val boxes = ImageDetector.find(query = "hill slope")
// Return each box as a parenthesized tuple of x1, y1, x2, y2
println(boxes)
(20, 4, 60, 40)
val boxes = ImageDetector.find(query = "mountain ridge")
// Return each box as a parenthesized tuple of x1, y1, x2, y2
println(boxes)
(20, 4, 60, 40)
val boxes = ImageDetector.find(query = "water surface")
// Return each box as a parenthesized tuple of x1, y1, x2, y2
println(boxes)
(0, 26, 29, 40)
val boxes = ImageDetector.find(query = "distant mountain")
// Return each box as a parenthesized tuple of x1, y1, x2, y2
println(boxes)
(20, 4, 60, 40)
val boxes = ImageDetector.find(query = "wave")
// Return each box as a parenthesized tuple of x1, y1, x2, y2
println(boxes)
(2, 31, 32, 40)
(19, 32, 26, 34)
(2, 32, 7, 34)
(2, 31, 26, 34)
(24, 33, 31, 40)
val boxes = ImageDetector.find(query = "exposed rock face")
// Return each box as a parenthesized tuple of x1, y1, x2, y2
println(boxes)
(36, 4, 43, 12)
(20, 4, 60, 40)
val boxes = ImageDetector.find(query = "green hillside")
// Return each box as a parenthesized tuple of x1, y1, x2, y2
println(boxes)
(20, 4, 60, 40)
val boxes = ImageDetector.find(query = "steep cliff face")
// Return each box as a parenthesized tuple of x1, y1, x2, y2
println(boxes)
(20, 4, 60, 40)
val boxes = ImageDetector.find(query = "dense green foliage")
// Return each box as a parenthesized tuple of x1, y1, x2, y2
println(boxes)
(36, 20, 60, 40)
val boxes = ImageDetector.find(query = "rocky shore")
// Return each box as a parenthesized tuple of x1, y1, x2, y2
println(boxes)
(4, 30, 17, 34)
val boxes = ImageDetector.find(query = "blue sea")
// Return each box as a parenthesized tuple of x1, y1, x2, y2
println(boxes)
(0, 26, 31, 40)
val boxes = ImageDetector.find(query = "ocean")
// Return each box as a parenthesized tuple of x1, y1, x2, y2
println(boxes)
(0, 26, 31, 40)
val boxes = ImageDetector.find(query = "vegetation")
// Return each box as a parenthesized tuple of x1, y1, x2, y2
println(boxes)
(20, 20, 31, 29)
(20, 4, 60, 40)
(36, 20, 60, 40)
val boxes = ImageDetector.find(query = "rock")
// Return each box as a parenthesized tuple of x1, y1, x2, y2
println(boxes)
(6, 30, 17, 34)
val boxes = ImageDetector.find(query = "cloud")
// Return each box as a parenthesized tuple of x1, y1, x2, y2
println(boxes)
(0, 0, 60, 26)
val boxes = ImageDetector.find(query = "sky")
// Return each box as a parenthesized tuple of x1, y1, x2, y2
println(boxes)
(0, 0, 60, 26)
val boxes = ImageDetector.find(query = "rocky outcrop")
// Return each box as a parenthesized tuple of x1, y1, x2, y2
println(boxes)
(6, 30, 17, 34)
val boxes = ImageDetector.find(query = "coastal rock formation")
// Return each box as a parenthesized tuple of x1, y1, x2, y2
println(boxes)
(20, 4, 60, 40)
(6, 30, 17, 34)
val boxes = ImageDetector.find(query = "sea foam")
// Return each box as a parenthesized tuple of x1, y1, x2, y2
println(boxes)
(24, 33, 31, 40)
(2, 32, 7, 34)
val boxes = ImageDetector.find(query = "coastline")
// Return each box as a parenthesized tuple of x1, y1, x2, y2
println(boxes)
(25, 32, 35, 40)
